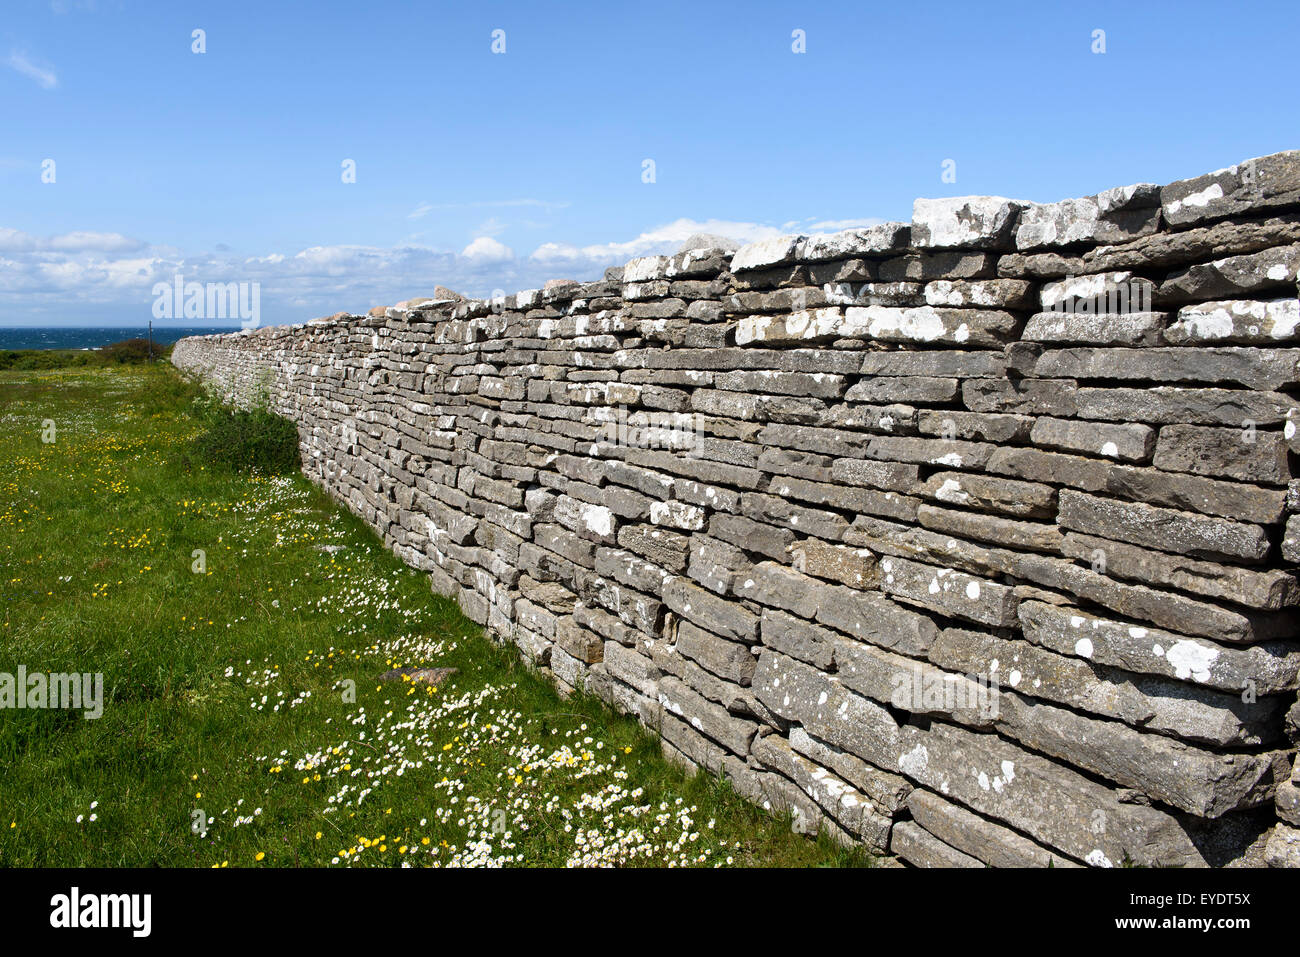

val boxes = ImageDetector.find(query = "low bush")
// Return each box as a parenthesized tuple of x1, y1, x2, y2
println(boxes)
(189, 392, 301, 474)
(101, 338, 164, 364)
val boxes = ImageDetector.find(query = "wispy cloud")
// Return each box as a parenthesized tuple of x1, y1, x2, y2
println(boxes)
(7, 52, 58, 90)
(805, 217, 886, 232)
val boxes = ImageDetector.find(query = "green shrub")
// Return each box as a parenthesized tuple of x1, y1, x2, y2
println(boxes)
(0, 349, 92, 370)
(101, 338, 162, 364)
(189, 392, 301, 474)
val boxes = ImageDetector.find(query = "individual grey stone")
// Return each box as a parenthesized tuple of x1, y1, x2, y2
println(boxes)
(917, 504, 1063, 554)
(891, 821, 984, 868)
(1276, 761, 1300, 827)
(906, 789, 1079, 868)
(987, 447, 1286, 524)
(658, 675, 757, 756)
(649, 499, 706, 531)
(594, 546, 671, 595)
(1030, 417, 1156, 463)
(1158, 244, 1300, 304)
(691, 388, 826, 424)
(1038, 271, 1156, 312)
(675, 620, 756, 685)
(555, 616, 604, 664)
(1018, 600, 1300, 694)
(1033, 347, 1300, 390)
(860, 350, 1008, 378)
(751, 650, 903, 771)
(829, 457, 920, 493)
(733, 561, 824, 619)
(845, 376, 958, 404)
(789, 726, 913, 814)
(832, 633, 998, 728)
(1016, 188, 1160, 251)
(923, 278, 1035, 309)
(1022, 311, 1166, 346)
(1153, 424, 1291, 485)
(761, 608, 837, 670)
(875, 554, 1018, 627)
(602, 640, 659, 694)
(519, 575, 577, 614)
(1057, 490, 1270, 562)
(1264, 823, 1300, 868)
(751, 732, 892, 851)
(662, 576, 759, 643)
(995, 692, 1286, 817)
(688, 535, 749, 595)
(930, 628, 1278, 748)
(823, 279, 923, 307)
(1072, 386, 1299, 426)
(734, 307, 847, 345)
(1161, 150, 1300, 227)
(583, 576, 664, 635)
(962, 378, 1078, 416)
(766, 475, 922, 523)
(878, 250, 999, 282)
(816, 403, 916, 435)
(1061, 532, 1299, 610)
(796, 222, 911, 261)
(616, 523, 689, 574)
(738, 488, 857, 540)
(916, 410, 1033, 444)
(553, 494, 618, 545)
(709, 513, 797, 562)
(865, 435, 996, 470)
(576, 603, 641, 649)
(788, 538, 878, 589)
(891, 719, 1210, 867)
(814, 586, 938, 656)
(713, 369, 845, 399)
(912, 195, 1027, 250)
(1165, 298, 1300, 345)
(842, 305, 1020, 347)
(916, 472, 1057, 519)
(728, 235, 803, 272)
(1285, 515, 1300, 563)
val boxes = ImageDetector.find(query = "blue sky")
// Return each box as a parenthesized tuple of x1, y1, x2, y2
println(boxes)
(1, 0, 1297, 327)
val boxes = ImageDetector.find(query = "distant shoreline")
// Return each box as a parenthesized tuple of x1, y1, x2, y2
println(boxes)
(0, 326, 236, 351)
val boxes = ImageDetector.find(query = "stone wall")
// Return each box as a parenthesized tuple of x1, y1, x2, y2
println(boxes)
(173, 150, 1300, 868)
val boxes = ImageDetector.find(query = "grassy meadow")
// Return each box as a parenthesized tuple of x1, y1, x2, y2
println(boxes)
(0, 363, 868, 868)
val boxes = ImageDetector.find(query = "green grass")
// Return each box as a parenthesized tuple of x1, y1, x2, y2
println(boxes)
(0, 364, 871, 868)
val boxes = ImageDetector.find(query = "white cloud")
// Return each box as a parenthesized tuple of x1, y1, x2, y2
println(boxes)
(805, 217, 886, 232)
(7, 52, 58, 90)
(0, 212, 888, 324)
(0, 228, 145, 254)
(460, 236, 514, 263)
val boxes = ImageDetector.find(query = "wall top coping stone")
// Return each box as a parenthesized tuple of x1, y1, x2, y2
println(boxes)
(193, 150, 1299, 341)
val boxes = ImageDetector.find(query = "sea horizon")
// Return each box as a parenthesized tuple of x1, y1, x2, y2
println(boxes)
(0, 325, 242, 351)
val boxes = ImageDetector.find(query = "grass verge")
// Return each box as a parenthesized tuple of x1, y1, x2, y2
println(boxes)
(0, 363, 871, 868)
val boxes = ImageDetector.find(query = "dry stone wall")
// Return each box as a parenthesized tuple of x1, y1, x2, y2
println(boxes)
(173, 150, 1300, 868)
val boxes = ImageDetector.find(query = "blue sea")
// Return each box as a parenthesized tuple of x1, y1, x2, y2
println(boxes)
(0, 326, 236, 351)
